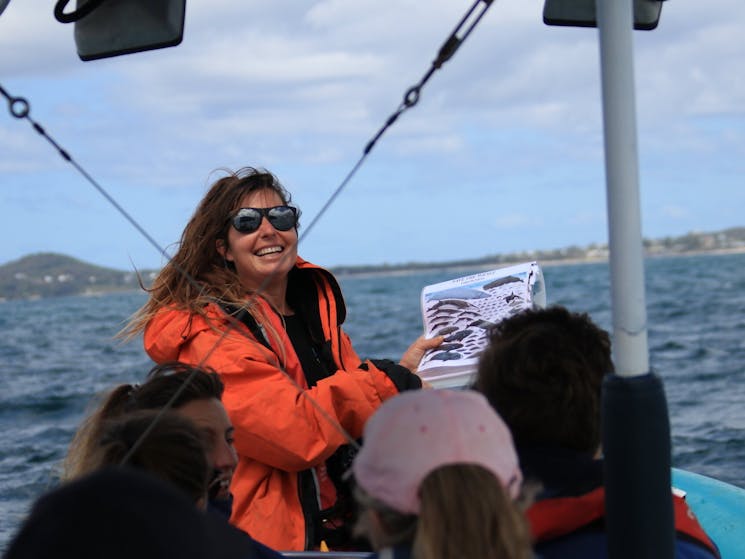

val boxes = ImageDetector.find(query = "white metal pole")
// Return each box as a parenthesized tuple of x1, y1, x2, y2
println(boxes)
(596, 4, 674, 558)
(596, 0, 649, 377)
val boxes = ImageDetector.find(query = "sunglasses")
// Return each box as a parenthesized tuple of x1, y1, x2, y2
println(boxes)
(230, 205, 298, 234)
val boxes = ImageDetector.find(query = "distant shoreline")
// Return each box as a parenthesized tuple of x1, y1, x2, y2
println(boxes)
(332, 246, 745, 280)
(2, 240, 745, 301)
(539, 246, 745, 267)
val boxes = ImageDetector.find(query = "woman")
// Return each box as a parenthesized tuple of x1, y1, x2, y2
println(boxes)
(63, 362, 238, 518)
(124, 167, 440, 551)
(351, 389, 533, 559)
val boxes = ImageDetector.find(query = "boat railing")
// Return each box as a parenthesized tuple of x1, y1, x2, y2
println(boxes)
(281, 553, 373, 558)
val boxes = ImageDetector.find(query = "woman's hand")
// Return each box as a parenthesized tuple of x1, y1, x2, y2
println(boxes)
(399, 335, 444, 374)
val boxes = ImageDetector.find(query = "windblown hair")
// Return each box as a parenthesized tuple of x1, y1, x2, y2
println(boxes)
(88, 410, 210, 505)
(62, 362, 225, 481)
(122, 166, 299, 337)
(355, 464, 533, 559)
(474, 305, 614, 452)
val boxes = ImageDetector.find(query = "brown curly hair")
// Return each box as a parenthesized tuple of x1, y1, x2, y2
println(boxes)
(474, 305, 614, 453)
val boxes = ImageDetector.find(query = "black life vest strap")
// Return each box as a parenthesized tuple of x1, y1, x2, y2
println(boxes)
(218, 302, 272, 351)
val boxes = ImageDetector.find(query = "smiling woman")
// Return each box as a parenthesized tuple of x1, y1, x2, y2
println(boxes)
(123, 166, 441, 552)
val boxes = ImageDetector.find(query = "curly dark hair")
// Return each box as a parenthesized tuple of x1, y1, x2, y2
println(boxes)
(473, 305, 614, 453)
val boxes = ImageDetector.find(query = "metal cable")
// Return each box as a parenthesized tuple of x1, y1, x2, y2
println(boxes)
(1, 0, 496, 467)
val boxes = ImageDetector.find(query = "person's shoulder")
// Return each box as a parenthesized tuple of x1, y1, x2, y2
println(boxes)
(147, 304, 192, 328)
(674, 538, 721, 559)
(536, 534, 719, 559)
(672, 494, 720, 558)
(291, 257, 344, 299)
(145, 304, 225, 360)
(203, 513, 285, 559)
(147, 303, 225, 330)
(534, 530, 605, 559)
(246, 537, 286, 559)
(5, 467, 272, 559)
(294, 256, 333, 277)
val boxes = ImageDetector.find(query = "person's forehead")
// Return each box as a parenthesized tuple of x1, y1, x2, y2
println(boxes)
(176, 398, 232, 432)
(240, 188, 283, 207)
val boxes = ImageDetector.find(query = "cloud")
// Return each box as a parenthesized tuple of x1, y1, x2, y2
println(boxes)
(660, 205, 690, 220)
(492, 213, 540, 229)
(1, 1, 744, 269)
(568, 211, 605, 226)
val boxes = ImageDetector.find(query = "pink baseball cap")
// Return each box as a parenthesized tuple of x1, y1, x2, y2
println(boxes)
(352, 389, 522, 515)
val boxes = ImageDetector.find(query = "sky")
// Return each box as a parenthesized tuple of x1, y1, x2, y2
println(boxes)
(0, 1, 743, 271)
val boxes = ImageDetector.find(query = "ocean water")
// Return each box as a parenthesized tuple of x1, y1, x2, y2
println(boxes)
(1, 252, 744, 551)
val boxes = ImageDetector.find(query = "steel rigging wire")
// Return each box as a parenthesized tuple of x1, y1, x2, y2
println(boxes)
(1, 0, 495, 464)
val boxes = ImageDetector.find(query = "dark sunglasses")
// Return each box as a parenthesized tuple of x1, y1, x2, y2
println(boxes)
(231, 205, 298, 234)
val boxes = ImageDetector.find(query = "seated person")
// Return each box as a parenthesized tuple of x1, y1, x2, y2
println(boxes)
(473, 305, 720, 559)
(350, 389, 533, 559)
(87, 410, 211, 508)
(4, 467, 278, 559)
(63, 362, 238, 518)
(64, 409, 283, 559)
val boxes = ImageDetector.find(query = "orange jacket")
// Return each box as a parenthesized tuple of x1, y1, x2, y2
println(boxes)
(144, 258, 418, 551)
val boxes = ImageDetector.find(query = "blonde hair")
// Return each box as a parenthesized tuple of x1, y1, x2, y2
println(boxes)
(355, 464, 533, 559)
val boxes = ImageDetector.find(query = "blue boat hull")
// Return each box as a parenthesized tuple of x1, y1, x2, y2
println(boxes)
(672, 468, 745, 559)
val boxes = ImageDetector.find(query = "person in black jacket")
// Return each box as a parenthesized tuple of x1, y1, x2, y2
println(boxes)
(473, 305, 720, 559)
(3, 467, 283, 559)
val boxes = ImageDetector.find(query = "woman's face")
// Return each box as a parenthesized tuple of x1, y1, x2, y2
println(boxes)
(176, 398, 238, 501)
(221, 188, 298, 292)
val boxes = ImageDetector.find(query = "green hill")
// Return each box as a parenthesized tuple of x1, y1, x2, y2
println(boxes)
(0, 253, 155, 301)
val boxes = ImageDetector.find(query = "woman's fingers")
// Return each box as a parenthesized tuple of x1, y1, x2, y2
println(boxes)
(399, 335, 444, 373)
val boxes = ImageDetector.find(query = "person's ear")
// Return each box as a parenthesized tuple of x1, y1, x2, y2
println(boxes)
(216, 239, 233, 261)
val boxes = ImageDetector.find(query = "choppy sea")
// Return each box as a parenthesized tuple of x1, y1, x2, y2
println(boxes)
(1, 252, 744, 551)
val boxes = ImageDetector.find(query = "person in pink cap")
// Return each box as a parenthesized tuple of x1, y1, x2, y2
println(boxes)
(351, 389, 533, 559)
